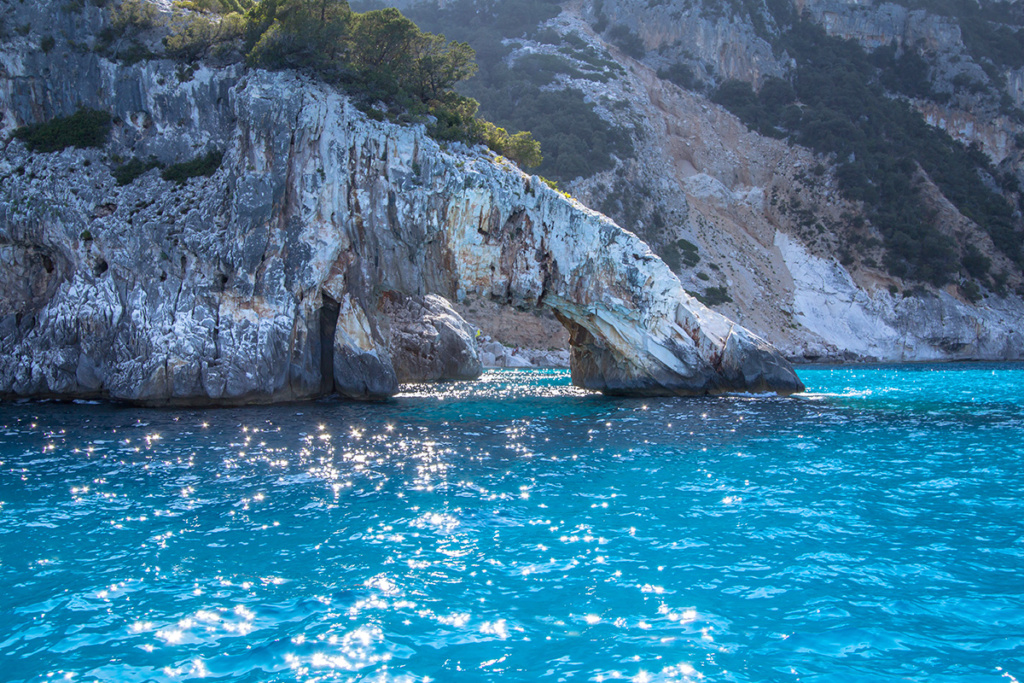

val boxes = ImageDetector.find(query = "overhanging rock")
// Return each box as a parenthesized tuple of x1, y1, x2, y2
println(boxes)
(441, 173, 805, 396)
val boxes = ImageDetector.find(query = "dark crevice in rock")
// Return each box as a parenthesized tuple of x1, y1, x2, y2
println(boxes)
(319, 292, 340, 395)
(212, 304, 221, 358)
(387, 190, 399, 234)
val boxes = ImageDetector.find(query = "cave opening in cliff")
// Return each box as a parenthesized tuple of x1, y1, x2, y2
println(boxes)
(449, 295, 571, 370)
(319, 293, 340, 393)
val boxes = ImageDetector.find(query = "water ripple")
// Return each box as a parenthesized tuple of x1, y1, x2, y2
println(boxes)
(1, 365, 1023, 681)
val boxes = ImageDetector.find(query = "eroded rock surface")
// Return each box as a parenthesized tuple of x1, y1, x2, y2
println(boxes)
(381, 292, 483, 383)
(0, 40, 802, 402)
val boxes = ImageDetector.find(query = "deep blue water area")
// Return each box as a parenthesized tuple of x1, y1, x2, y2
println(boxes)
(2, 365, 1023, 682)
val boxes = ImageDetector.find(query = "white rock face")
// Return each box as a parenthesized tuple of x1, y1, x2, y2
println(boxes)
(776, 232, 1024, 361)
(0, 49, 802, 402)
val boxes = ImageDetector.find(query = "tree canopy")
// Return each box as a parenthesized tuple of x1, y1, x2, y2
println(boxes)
(152, 0, 540, 167)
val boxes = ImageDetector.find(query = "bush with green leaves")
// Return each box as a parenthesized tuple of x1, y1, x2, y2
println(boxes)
(112, 156, 163, 185)
(605, 24, 645, 59)
(657, 63, 698, 90)
(161, 149, 223, 183)
(13, 109, 112, 152)
(688, 286, 732, 307)
(244, 0, 356, 76)
(480, 123, 543, 169)
(165, 4, 246, 61)
(241, 1, 477, 107)
(424, 95, 541, 167)
(111, 0, 160, 31)
(177, 0, 253, 12)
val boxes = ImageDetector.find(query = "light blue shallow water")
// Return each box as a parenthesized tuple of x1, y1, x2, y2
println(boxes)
(2, 365, 1024, 682)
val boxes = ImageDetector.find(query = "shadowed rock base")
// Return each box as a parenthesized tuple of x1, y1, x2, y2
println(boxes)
(563, 318, 804, 397)
(381, 292, 483, 383)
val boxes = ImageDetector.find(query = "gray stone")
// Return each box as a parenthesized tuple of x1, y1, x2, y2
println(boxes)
(381, 292, 483, 383)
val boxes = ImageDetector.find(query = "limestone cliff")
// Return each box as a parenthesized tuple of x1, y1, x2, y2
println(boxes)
(0, 11, 803, 403)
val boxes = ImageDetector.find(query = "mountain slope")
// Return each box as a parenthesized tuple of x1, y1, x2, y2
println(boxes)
(361, 0, 1024, 361)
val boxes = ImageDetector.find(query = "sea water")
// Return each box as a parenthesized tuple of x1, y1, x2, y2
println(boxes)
(1, 364, 1023, 682)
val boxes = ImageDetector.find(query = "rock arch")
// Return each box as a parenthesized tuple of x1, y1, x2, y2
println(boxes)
(307, 87, 804, 399)
(432, 175, 804, 397)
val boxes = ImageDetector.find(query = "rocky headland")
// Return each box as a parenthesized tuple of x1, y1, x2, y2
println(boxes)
(0, 2, 803, 404)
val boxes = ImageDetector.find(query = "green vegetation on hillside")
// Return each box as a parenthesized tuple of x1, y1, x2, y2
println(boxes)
(112, 156, 163, 185)
(242, 1, 475, 102)
(161, 149, 223, 183)
(13, 108, 112, 152)
(357, 0, 634, 181)
(659, 238, 700, 272)
(687, 285, 732, 307)
(606, 23, 645, 58)
(657, 62, 699, 91)
(713, 19, 1022, 287)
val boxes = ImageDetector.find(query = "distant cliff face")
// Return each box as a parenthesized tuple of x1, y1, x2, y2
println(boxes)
(797, 0, 1023, 163)
(0, 5, 803, 403)
(587, 0, 785, 83)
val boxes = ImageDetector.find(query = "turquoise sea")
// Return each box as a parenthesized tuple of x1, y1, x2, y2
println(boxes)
(2, 364, 1023, 682)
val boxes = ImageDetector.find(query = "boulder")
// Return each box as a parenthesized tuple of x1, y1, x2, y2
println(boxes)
(380, 292, 483, 383)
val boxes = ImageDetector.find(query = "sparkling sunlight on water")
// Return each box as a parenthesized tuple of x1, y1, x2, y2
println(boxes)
(1, 366, 1023, 682)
